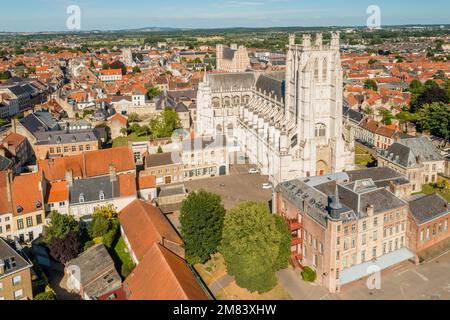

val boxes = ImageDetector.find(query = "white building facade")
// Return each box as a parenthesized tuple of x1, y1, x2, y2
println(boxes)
(197, 33, 355, 185)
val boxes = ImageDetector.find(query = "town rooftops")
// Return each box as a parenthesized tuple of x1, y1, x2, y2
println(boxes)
(144, 152, 180, 168)
(100, 69, 122, 76)
(409, 193, 450, 225)
(2, 133, 26, 148)
(34, 129, 101, 145)
(0, 155, 13, 171)
(11, 172, 43, 216)
(119, 199, 182, 262)
(380, 136, 444, 168)
(39, 147, 135, 182)
(206, 72, 256, 91)
(0, 238, 33, 279)
(20, 111, 59, 134)
(278, 174, 407, 227)
(67, 244, 121, 299)
(123, 243, 209, 300)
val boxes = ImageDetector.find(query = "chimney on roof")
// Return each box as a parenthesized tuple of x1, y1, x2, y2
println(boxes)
(0, 259, 5, 276)
(65, 169, 73, 187)
(367, 204, 374, 217)
(109, 164, 117, 183)
(5, 170, 12, 204)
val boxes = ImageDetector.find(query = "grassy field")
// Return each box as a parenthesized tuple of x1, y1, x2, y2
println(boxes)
(421, 184, 450, 202)
(112, 133, 149, 147)
(195, 253, 292, 301)
(113, 237, 134, 277)
(355, 145, 376, 166)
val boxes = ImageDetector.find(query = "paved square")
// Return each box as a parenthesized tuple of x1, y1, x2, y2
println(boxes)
(184, 164, 273, 210)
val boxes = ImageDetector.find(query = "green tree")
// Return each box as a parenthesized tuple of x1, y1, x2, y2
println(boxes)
(157, 146, 163, 154)
(411, 86, 449, 112)
(147, 86, 161, 100)
(149, 107, 181, 138)
(34, 286, 56, 300)
(127, 112, 140, 123)
(368, 59, 378, 65)
(364, 79, 378, 91)
(417, 102, 450, 143)
(409, 79, 424, 95)
(379, 109, 394, 125)
(43, 212, 80, 244)
(180, 190, 226, 264)
(132, 66, 141, 73)
(220, 201, 291, 293)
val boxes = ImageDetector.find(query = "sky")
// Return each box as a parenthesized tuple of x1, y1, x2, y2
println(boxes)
(1, 0, 449, 32)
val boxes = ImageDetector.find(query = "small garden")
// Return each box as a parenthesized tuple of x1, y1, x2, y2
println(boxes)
(422, 179, 450, 202)
(42, 207, 134, 280)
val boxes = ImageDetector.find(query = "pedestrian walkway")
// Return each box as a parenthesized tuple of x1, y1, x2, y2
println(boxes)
(276, 268, 328, 300)
(209, 274, 234, 296)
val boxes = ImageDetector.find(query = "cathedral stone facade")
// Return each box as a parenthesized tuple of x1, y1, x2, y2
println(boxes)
(216, 44, 251, 73)
(197, 33, 354, 185)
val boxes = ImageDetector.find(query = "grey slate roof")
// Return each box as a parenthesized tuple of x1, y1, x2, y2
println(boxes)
(69, 176, 119, 205)
(67, 244, 121, 299)
(182, 135, 226, 153)
(343, 107, 364, 124)
(207, 72, 256, 91)
(0, 155, 13, 171)
(0, 238, 32, 279)
(347, 167, 405, 183)
(20, 111, 59, 134)
(34, 129, 100, 145)
(255, 72, 285, 102)
(380, 136, 444, 168)
(409, 193, 450, 225)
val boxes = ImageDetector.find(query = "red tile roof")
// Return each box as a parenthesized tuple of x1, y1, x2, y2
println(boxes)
(39, 147, 135, 182)
(46, 181, 68, 203)
(2, 133, 26, 148)
(124, 243, 209, 300)
(119, 199, 182, 262)
(11, 172, 43, 215)
(0, 171, 12, 214)
(138, 175, 156, 190)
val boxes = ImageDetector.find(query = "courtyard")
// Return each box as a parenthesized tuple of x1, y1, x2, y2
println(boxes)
(184, 164, 273, 210)
(324, 249, 450, 300)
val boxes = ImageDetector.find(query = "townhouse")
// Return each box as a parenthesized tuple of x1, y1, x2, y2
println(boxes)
(378, 136, 445, 192)
(0, 238, 34, 300)
(0, 133, 31, 173)
(142, 152, 184, 186)
(275, 172, 411, 293)
(407, 194, 450, 259)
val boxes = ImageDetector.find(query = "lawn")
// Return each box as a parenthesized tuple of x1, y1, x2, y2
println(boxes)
(195, 253, 292, 301)
(112, 237, 134, 278)
(216, 282, 292, 301)
(355, 145, 376, 166)
(421, 183, 450, 202)
(112, 133, 150, 147)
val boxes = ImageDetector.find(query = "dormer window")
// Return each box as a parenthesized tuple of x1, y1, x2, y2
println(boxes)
(79, 193, 85, 203)
(35, 201, 42, 209)
(16, 206, 23, 214)
(72, 135, 77, 142)
(99, 191, 105, 201)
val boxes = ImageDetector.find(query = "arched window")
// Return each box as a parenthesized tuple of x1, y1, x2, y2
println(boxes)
(322, 58, 328, 82)
(242, 95, 250, 104)
(314, 59, 319, 81)
(79, 193, 85, 203)
(315, 123, 326, 137)
(212, 97, 220, 108)
(232, 96, 240, 106)
(223, 96, 231, 107)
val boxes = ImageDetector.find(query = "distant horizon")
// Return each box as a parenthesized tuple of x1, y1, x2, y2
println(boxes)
(1, 23, 450, 34)
(1, 0, 449, 33)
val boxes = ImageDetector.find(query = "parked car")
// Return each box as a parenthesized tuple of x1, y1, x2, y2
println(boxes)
(262, 183, 272, 190)
(248, 168, 259, 174)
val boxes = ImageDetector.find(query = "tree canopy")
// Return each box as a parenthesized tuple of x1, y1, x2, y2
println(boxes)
(363, 79, 378, 92)
(43, 212, 80, 244)
(149, 107, 181, 139)
(180, 190, 226, 264)
(417, 102, 450, 143)
(220, 201, 291, 293)
(147, 86, 161, 100)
